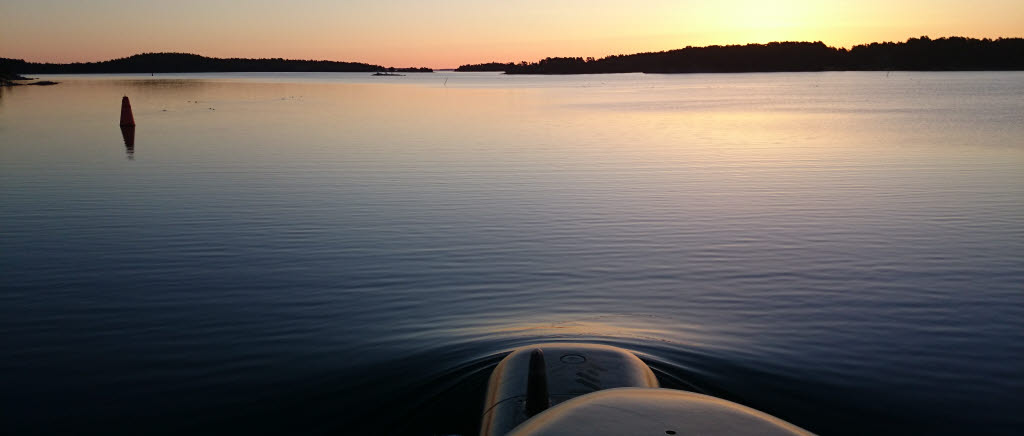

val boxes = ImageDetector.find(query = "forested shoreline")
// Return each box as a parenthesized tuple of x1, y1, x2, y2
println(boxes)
(0, 53, 432, 74)
(457, 37, 1024, 74)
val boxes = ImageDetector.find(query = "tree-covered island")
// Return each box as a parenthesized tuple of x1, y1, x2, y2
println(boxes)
(0, 53, 432, 74)
(456, 37, 1024, 74)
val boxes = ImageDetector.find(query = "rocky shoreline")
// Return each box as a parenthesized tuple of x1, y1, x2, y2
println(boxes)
(0, 72, 58, 86)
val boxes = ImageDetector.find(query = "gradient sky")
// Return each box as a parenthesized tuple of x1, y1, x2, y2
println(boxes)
(2, 0, 1022, 68)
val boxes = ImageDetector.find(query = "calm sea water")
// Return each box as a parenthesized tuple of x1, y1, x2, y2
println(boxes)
(1, 72, 1022, 435)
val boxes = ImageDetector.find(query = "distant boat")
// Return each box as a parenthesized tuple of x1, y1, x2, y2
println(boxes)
(372, 72, 405, 76)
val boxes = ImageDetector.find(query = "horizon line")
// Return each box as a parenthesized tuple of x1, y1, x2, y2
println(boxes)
(6, 35, 1022, 70)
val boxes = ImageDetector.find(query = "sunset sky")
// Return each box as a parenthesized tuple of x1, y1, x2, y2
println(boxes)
(2, 0, 1022, 68)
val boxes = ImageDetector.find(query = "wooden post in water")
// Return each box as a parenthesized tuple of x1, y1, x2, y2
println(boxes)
(120, 96, 135, 126)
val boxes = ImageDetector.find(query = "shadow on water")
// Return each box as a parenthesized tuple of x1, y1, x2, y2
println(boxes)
(5, 334, 998, 436)
(120, 125, 135, 159)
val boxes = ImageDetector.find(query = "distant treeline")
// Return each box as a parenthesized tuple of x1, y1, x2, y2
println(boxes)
(0, 53, 432, 74)
(456, 37, 1024, 74)
(454, 62, 514, 72)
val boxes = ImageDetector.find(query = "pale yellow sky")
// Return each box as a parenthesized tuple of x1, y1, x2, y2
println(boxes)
(1, 0, 1022, 68)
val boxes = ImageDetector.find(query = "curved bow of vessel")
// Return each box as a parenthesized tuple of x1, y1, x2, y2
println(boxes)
(481, 343, 813, 436)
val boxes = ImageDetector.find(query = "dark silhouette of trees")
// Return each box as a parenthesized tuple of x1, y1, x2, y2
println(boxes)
(846, 36, 1023, 70)
(0, 53, 433, 74)
(4, 37, 1021, 76)
(0, 71, 28, 86)
(456, 37, 1023, 74)
(454, 62, 515, 72)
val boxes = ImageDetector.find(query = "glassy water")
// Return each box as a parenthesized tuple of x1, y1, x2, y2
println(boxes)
(1, 72, 1022, 435)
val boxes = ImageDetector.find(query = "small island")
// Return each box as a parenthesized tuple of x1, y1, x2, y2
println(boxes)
(0, 71, 59, 86)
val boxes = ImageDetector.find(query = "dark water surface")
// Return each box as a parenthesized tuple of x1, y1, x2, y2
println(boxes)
(2, 72, 1023, 435)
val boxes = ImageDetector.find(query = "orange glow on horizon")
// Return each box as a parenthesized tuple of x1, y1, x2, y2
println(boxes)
(1, 0, 1022, 69)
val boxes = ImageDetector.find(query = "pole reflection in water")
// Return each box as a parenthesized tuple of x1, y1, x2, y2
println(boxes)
(120, 125, 135, 159)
